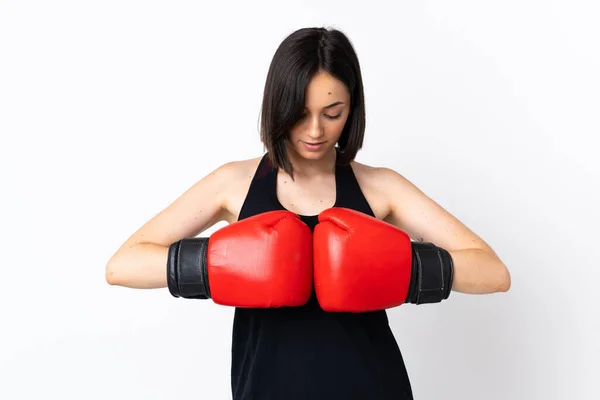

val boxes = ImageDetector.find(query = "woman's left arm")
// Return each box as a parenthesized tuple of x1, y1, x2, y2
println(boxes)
(379, 168, 511, 295)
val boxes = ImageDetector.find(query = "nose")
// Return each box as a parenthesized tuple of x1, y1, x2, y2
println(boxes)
(306, 116, 324, 140)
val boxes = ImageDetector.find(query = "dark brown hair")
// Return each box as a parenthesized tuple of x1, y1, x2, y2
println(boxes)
(260, 27, 366, 177)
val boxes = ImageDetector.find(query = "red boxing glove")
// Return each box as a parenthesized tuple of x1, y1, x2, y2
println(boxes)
(313, 207, 453, 312)
(168, 210, 313, 308)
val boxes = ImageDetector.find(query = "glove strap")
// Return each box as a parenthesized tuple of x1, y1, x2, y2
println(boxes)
(406, 242, 454, 305)
(167, 238, 211, 299)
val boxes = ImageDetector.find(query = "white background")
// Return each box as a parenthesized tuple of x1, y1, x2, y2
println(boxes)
(1, 1, 598, 399)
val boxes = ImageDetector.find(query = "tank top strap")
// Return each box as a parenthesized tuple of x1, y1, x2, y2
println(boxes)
(334, 162, 376, 218)
(238, 152, 376, 222)
(237, 154, 283, 221)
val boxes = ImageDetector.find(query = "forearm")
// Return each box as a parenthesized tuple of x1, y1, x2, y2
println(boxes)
(106, 243, 169, 289)
(448, 248, 511, 294)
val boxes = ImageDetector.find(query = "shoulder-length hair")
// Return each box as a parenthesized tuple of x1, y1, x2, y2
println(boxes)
(260, 27, 366, 176)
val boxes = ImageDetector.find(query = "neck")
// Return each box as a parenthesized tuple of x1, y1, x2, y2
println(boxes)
(286, 146, 337, 179)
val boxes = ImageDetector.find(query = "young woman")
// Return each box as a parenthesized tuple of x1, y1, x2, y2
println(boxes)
(106, 27, 511, 400)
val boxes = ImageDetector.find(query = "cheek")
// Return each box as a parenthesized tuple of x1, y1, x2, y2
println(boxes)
(328, 116, 349, 137)
(288, 125, 302, 140)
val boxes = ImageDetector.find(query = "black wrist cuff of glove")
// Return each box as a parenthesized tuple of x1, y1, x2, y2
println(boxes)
(405, 242, 454, 305)
(167, 238, 211, 299)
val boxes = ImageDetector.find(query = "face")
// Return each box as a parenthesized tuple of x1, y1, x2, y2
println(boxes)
(287, 70, 351, 161)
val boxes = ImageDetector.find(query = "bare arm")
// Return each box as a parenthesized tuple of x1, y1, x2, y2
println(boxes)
(380, 169, 511, 295)
(105, 162, 237, 289)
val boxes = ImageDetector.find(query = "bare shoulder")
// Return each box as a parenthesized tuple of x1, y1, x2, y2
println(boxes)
(218, 156, 263, 223)
(113, 156, 262, 251)
(352, 160, 436, 227)
(350, 161, 396, 180)
(217, 156, 262, 182)
(351, 161, 425, 204)
(353, 161, 492, 252)
(349, 161, 400, 220)
(353, 161, 418, 194)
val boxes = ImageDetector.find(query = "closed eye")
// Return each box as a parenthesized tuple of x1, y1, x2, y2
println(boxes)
(299, 111, 343, 120)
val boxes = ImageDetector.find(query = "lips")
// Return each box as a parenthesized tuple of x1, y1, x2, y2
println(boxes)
(302, 141, 326, 151)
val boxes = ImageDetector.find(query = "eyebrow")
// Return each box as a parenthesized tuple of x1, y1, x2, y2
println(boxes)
(323, 101, 345, 109)
(303, 101, 346, 112)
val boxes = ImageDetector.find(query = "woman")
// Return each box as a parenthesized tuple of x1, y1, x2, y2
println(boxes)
(106, 27, 511, 400)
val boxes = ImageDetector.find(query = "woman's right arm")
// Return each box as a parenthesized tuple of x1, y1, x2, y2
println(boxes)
(105, 162, 237, 289)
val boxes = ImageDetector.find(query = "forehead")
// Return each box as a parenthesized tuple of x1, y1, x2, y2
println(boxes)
(305, 71, 349, 106)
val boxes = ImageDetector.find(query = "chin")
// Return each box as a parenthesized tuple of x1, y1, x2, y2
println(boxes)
(299, 150, 325, 159)
(295, 146, 334, 161)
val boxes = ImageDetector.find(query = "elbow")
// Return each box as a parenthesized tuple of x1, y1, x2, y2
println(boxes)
(105, 256, 120, 286)
(497, 265, 512, 293)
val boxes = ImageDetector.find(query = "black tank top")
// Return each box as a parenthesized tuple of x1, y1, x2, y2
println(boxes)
(231, 154, 414, 400)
